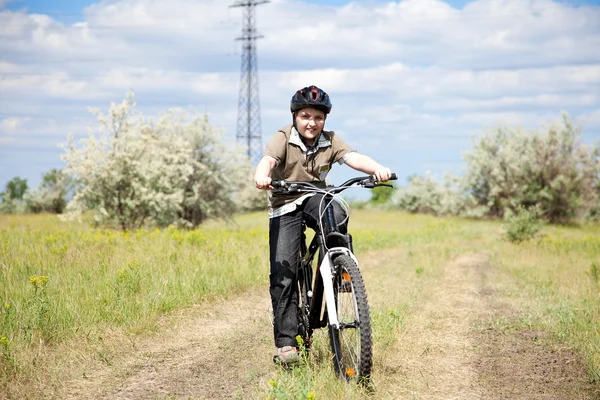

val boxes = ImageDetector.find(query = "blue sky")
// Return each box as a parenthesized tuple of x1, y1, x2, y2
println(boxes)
(1, 0, 599, 193)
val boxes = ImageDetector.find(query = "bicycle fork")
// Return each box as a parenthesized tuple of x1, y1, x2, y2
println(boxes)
(319, 247, 361, 329)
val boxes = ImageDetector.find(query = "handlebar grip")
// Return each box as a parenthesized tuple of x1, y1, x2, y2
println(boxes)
(373, 173, 398, 182)
(271, 180, 286, 188)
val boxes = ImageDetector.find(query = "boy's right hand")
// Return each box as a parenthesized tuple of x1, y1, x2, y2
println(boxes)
(254, 176, 273, 190)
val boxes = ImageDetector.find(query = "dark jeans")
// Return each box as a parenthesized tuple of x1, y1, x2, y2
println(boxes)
(269, 194, 348, 348)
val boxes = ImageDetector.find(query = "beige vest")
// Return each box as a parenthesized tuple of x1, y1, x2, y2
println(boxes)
(264, 124, 355, 212)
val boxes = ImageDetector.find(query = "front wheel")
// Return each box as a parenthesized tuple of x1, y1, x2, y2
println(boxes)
(328, 254, 372, 382)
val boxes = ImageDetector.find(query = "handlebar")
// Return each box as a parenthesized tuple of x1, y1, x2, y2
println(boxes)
(272, 173, 398, 193)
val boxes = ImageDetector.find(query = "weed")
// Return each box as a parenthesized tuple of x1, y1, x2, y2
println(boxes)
(1, 302, 15, 339)
(0, 335, 15, 369)
(115, 260, 142, 296)
(29, 275, 52, 342)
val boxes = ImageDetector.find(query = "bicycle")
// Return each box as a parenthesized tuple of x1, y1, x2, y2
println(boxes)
(271, 173, 397, 382)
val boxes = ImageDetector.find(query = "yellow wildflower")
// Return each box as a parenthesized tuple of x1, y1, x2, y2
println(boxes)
(29, 275, 49, 288)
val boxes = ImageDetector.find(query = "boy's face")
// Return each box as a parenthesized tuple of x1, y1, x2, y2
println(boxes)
(294, 107, 326, 145)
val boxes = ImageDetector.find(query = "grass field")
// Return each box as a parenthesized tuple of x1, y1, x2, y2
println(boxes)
(0, 211, 598, 399)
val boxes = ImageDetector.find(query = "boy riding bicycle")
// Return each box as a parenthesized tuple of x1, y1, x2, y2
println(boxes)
(254, 85, 391, 365)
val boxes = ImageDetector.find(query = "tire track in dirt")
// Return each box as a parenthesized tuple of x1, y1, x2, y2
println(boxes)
(61, 290, 274, 400)
(379, 252, 597, 399)
(387, 253, 491, 398)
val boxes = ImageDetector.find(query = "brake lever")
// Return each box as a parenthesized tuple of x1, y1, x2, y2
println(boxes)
(362, 181, 394, 189)
(273, 187, 300, 195)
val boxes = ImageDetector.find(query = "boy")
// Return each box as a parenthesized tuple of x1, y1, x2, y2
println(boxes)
(254, 85, 391, 364)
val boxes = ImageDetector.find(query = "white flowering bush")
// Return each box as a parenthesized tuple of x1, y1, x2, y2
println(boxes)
(0, 199, 28, 214)
(463, 113, 599, 222)
(61, 92, 250, 230)
(235, 169, 268, 213)
(24, 169, 71, 214)
(392, 172, 443, 214)
(392, 172, 479, 217)
(392, 113, 599, 223)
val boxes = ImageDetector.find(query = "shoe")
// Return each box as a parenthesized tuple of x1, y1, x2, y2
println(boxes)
(273, 346, 299, 366)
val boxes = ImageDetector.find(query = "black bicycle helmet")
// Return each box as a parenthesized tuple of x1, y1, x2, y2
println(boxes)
(290, 85, 332, 114)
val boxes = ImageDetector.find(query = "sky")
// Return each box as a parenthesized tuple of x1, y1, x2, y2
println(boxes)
(1, 0, 599, 193)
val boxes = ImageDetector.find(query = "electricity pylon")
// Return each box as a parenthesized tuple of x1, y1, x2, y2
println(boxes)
(230, 0, 269, 165)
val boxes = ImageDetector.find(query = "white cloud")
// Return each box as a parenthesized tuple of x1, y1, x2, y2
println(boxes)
(0, 0, 599, 187)
(0, 116, 92, 139)
(0, 116, 30, 134)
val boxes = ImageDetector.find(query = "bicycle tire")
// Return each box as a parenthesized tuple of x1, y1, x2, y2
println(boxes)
(297, 284, 313, 351)
(328, 254, 373, 382)
(297, 264, 313, 350)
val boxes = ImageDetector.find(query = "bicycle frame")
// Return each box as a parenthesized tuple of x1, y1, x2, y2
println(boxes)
(274, 173, 397, 380)
(275, 174, 396, 330)
(298, 193, 362, 331)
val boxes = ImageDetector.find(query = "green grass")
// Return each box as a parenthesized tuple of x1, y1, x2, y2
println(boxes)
(1, 211, 599, 398)
(493, 224, 600, 381)
(0, 213, 271, 396)
(261, 213, 600, 398)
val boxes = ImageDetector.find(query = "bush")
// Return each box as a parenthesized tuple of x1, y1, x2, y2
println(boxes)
(392, 173, 442, 215)
(236, 170, 268, 213)
(392, 113, 599, 223)
(61, 92, 251, 230)
(0, 199, 27, 214)
(24, 169, 71, 214)
(463, 113, 599, 223)
(503, 205, 544, 242)
(370, 183, 395, 205)
(391, 172, 478, 217)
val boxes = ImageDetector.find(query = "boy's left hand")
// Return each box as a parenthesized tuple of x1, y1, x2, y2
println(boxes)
(374, 167, 392, 182)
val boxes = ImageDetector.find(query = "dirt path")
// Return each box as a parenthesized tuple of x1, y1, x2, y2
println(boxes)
(59, 251, 598, 399)
(379, 254, 491, 398)
(377, 252, 597, 399)
(61, 291, 275, 399)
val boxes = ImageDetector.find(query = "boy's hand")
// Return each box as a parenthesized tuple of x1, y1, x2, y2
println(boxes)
(374, 167, 392, 182)
(254, 176, 273, 190)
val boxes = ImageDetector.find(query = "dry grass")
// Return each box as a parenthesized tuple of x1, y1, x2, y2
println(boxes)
(1, 211, 598, 399)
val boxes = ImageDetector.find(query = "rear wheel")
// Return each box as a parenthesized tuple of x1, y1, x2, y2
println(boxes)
(328, 254, 372, 382)
(297, 265, 313, 350)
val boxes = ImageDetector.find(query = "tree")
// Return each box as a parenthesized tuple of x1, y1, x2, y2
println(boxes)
(0, 177, 29, 214)
(24, 169, 72, 214)
(1, 177, 28, 201)
(61, 92, 250, 230)
(370, 183, 395, 205)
